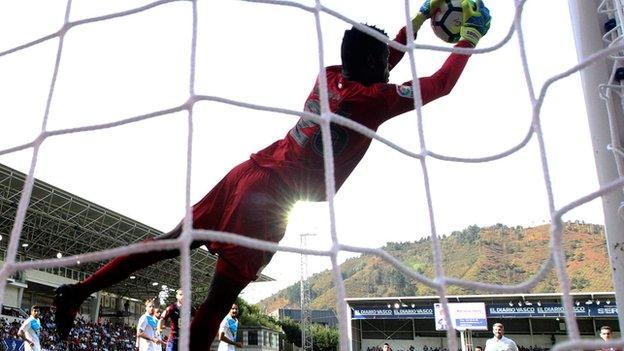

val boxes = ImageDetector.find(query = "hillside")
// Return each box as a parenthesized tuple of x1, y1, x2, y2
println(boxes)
(258, 222, 611, 312)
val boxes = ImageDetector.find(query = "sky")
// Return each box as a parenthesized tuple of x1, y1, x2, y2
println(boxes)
(0, 0, 609, 304)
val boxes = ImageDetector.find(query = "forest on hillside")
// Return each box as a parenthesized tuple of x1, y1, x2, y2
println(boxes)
(258, 221, 609, 312)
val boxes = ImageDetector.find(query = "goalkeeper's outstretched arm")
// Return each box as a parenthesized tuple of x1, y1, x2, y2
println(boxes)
(379, 0, 492, 119)
(417, 40, 474, 104)
(414, 0, 491, 104)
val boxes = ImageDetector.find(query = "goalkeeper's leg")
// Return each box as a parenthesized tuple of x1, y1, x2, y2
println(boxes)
(189, 263, 249, 351)
(54, 171, 232, 340)
(55, 159, 290, 341)
(189, 248, 276, 350)
(54, 223, 196, 340)
(188, 161, 288, 350)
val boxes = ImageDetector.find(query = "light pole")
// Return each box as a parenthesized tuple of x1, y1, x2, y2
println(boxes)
(300, 233, 316, 351)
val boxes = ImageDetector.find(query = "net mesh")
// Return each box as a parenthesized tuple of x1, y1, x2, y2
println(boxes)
(0, 1, 623, 350)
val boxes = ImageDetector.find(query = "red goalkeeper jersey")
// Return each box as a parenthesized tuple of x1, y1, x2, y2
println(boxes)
(251, 27, 473, 200)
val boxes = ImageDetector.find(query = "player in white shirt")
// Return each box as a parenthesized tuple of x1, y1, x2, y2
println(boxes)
(485, 323, 519, 351)
(137, 299, 162, 351)
(18, 306, 41, 351)
(218, 304, 243, 351)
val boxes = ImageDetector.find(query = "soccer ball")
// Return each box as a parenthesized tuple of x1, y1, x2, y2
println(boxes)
(430, 0, 464, 43)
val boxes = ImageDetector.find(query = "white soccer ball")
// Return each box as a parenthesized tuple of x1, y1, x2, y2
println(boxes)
(430, 0, 464, 43)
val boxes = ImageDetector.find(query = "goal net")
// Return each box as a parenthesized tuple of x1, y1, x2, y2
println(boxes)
(0, 1, 623, 351)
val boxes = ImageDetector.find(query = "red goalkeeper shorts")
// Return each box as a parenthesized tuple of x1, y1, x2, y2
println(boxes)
(191, 159, 291, 284)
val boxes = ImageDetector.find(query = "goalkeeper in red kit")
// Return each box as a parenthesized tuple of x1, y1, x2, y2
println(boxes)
(54, 1, 491, 350)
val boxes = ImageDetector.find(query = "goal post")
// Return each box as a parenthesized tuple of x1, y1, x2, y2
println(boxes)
(568, 0, 624, 328)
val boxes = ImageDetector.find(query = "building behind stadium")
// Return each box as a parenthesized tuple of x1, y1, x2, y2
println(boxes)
(347, 293, 619, 351)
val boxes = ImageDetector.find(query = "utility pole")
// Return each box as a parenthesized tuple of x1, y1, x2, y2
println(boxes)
(300, 233, 315, 351)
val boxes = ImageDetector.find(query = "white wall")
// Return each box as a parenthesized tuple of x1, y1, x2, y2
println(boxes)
(3, 284, 20, 308)
(23, 268, 78, 288)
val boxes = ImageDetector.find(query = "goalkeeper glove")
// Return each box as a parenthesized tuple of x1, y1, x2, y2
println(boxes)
(460, 0, 491, 46)
(412, 0, 443, 36)
(418, 0, 443, 18)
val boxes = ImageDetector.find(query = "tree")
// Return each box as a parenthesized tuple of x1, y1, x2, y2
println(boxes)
(571, 275, 591, 290)
(278, 318, 339, 351)
(457, 225, 481, 244)
(280, 317, 302, 347)
(286, 285, 301, 305)
(236, 298, 280, 330)
(311, 324, 339, 351)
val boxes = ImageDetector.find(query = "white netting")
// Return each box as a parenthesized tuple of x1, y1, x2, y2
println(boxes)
(1, 1, 624, 351)
(598, 0, 624, 206)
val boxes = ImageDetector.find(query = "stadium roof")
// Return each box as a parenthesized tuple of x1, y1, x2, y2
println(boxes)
(0, 163, 272, 304)
(345, 292, 617, 305)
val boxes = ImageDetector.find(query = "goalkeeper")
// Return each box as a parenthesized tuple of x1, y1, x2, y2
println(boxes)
(54, 1, 490, 350)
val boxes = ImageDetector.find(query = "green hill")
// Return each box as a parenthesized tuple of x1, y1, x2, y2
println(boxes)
(258, 222, 611, 312)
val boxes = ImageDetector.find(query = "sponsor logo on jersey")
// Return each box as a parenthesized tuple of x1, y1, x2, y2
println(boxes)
(312, 124, 349, 156)
(396, 85, 413, 98)
(290, 99, 321, 147)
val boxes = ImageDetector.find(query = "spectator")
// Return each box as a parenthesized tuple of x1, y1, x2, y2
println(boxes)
(485, 323, 519, 351)
(18, 310, 136, 351)
(599, 326, 621, 351)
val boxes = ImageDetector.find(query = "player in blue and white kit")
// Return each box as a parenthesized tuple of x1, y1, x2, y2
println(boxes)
(18, 306, 41, 351)
(137, 299, 162, 351)
(218, 304, 243, 351)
